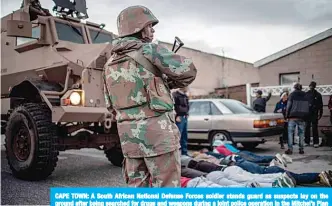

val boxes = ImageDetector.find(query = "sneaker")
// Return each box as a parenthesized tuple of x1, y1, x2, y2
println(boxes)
(299, 149, 304, 154)
(319, 171, 332, 187)
(285, 149, 293, 155)
(269, 159, 276, 166)
(284, 172, 296, 186)
(314, 144, 319, 148)
(270, 159, 285, 169)
(272, 176, 292, 188)
(275, 153, 287, 167)
(304, 143, 310, 147)
(282, 154, 292, 163)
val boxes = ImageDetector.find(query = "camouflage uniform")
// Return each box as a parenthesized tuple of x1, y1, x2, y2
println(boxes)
(103, 6, 197, 187)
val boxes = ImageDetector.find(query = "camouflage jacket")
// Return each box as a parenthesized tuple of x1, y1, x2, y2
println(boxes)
(104, 37, 197, 158)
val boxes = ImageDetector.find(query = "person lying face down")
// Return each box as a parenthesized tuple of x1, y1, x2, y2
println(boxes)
(210, 140, 291, 167)
(181, 155, 332, 187)
(181, 176, 262, 188)
(181, 155, 294, 188)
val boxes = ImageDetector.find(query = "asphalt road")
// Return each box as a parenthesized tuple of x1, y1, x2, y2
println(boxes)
(1, 135, 332, 205)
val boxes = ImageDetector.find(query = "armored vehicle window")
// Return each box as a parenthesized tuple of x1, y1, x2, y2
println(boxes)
(89, 29, 113, 44)
(55, 22, 85, 44)
(16, 26, 41, 46)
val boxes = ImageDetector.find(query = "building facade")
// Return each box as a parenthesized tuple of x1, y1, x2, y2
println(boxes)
(253, 28, 332, 128)
(157, 41, 259, 96)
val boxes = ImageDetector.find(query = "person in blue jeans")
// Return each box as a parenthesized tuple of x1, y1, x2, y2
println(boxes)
(172, 87, 190, 156)
(194, 149, 332, 186)
(285, 83, 309, 155)
(232, 156, 332, 186)
(211, 140, 290, 166)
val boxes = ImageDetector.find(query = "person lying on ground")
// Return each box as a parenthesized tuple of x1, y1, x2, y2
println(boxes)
(182, 155, 332, 187)
(211, 140, 291, 166)
(181, 176, 260, 188)
(181, 155, 294, 188)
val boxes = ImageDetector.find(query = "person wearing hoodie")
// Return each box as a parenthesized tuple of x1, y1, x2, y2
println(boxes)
(103, 5, 197, 187)
(285, 83, 310, 155)
(274, 92, 289, 149)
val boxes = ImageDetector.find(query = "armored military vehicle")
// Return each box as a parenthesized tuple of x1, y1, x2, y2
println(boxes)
(0, 0, 122, 181)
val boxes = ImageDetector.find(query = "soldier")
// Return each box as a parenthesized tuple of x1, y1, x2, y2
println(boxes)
(103, 5, 197, 187)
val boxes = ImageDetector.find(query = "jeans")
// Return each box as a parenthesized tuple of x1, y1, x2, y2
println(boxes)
(305, 113, 319, 145)
(288, 119, 305, 150)
(205, 151, 273, 164)
(235, 158, 319, 184)
(237, 151, 275, 164)
(176, 116, 188, 155)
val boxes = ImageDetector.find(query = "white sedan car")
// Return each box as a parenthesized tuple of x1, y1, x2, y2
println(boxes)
(187, 98, 285, 150)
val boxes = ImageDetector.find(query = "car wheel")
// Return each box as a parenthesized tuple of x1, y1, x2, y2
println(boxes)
(209, 131, 234, 150)
(241, 142, 259, 150)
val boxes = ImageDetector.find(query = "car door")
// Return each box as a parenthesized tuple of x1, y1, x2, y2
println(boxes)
(187, 101, 212, 140)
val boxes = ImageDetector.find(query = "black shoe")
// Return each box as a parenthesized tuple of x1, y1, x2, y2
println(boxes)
(299, 149, 304, 154)
(281, 145, 285, 149)
(285, 149, 293, 155)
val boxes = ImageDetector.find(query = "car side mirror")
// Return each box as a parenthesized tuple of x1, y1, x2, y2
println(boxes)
(7, 20, 32, 38)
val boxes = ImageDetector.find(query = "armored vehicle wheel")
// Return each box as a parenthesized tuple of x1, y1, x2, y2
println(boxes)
(5, 103, 59, 181)
(105, 147, 124, 167)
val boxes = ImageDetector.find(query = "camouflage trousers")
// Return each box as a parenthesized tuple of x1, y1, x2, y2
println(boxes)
(122, 149, 181, 187)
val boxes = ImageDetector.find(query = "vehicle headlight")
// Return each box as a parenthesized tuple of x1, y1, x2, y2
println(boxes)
(69, 92, 81, 105)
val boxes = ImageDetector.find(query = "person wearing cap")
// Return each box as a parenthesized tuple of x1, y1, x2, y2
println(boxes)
(285, 83, 310, 155)
(253, 90, 272, 113)
(103, 5, 197, 187)
(274, 92, 289, 149)
(305, 81, 323, 148)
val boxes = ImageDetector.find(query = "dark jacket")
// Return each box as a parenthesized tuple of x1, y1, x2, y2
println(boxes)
(172, 91, 189, 116)
(305, 89, 323, 117)
(286, 90, 309, 120)
(328, 95, 332, 110)
(274, 99, 288, 118)
(253, 93, 271, 113)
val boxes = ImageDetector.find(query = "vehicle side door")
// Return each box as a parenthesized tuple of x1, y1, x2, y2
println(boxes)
(187, 101, 212, 140)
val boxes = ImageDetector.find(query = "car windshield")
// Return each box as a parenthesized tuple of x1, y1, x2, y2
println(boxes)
(220, 100, 256, 114)
(89, 29, 113, 44)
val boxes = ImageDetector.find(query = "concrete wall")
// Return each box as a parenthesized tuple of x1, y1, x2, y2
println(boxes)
(158, 41, 259, 94)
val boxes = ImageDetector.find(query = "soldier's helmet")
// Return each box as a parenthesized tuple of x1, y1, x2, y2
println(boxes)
(117, 5, 159, 38)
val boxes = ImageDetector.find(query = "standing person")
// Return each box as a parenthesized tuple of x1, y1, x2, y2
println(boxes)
(328, 95, 332, 125)
(103, 5, 197, 187)
(285, 83, 310, 155)
(253, 90, 272, 113)
(172, 87, 190, 156)
(305, 81, 323, 148)
(274, 92, 288, 149)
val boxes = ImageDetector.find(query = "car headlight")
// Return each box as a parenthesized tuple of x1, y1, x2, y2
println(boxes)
(69, 92, 81, 105)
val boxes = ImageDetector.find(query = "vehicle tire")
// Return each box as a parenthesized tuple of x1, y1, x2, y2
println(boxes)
(105, 147, 124, 167)
(241, 142, 259, 150)
(5, 103, 59, 181)
(208, 130, 234, 150)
